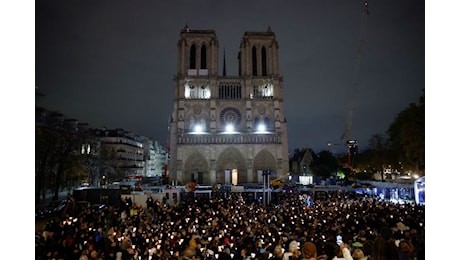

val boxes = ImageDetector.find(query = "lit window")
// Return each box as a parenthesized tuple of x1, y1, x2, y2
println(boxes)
(185, 84, 210, 99)
(184, 83, 191, 98)
(81, 144, 91, 154)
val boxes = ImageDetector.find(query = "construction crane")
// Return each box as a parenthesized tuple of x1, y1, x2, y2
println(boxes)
(164, 116, 172, 184)
(270, 172, 291, 189)
(341, 2, 369, 170)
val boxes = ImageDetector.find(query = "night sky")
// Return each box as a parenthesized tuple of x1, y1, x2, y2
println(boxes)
(34, 0, 425, 154)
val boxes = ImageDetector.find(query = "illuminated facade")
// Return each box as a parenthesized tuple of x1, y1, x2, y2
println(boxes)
(143, 139, 167, 177)
(96, 128, 145, 177)
(167, 26, 289, 185)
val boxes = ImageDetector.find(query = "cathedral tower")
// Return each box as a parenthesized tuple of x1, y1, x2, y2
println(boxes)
(168, 25, 289, 185)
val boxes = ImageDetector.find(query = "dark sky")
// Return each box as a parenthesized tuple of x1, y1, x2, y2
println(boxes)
(35, 0, 425, 154)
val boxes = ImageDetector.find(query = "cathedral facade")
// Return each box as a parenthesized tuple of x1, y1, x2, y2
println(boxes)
(167, 25, 289, 185)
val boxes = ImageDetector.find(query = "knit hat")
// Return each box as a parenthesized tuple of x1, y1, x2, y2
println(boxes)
(302, 242, 317, 258)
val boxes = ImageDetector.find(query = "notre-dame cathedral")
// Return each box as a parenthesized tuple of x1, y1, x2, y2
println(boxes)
(167, 25, 289, 186)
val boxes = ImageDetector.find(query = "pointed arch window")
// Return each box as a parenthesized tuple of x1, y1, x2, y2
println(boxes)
(190, 44, 196, 69)
(254, 116, 270, 133)
(252, 46, 257, 76)
(201, 44, 207, 69)
(262, 46, 267, 76)
(264, 117, 270, 128)
(254, 117, 260, 128)
(200, 118, 207, 132)
(189, 116, 196, 131)
(189, 116, 207, 134)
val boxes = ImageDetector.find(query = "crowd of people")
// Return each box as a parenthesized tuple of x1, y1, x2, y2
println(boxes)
(35, 188, 425, 260)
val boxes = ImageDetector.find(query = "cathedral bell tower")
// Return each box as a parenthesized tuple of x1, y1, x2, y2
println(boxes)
(168, 25, 289, 186)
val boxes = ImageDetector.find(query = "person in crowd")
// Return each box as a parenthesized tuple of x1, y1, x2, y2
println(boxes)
(146, 196, 154, 211)
(351, 248, 367, 260)
(79, 255, 89, 260)
(181, 247, 197, 260)
(36, 190, 425, 260)
(283, 240, 301, 260)
(272, 245, 284, 260)
(331, 242, 353, 260)
(398, 240, 414, 260)
(371, 236, 400, 260)
(300, 241, 317, 260)
(238, 247, 252, 260)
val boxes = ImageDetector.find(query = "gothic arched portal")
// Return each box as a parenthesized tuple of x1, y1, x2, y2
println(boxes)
(253, 149, 277, 182)
(216, 147, 247, 184)
(183, 151, 209, 184)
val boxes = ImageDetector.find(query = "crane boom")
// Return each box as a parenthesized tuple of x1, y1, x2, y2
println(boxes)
(270, 172, 290, 188)
(341, 2, 369, 168)
(341, 2, 369, 142)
